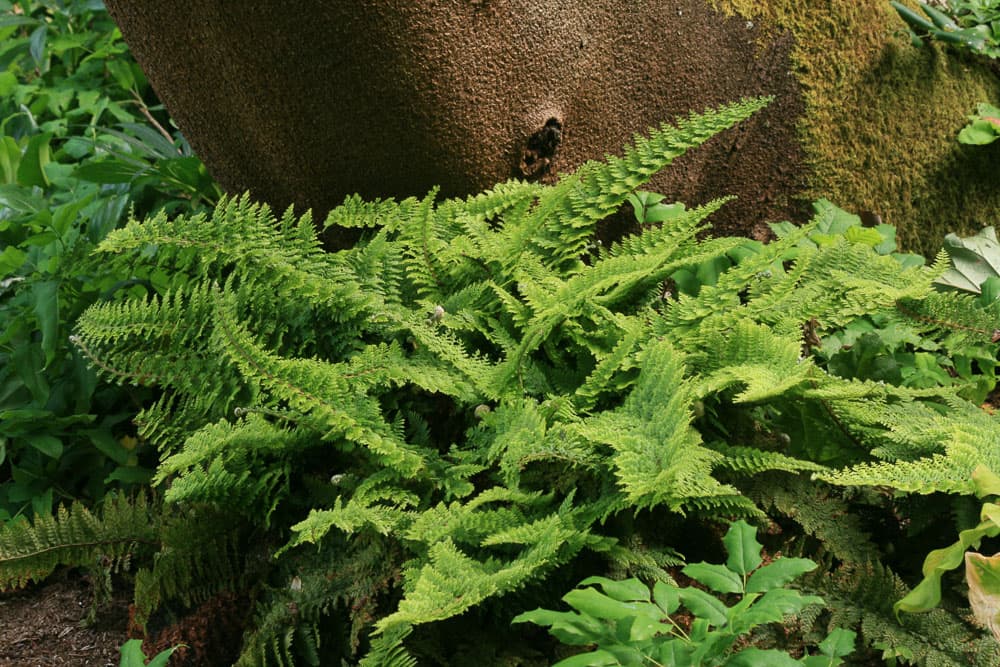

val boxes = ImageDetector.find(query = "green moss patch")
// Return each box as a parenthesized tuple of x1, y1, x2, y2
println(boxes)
(716, 0, 1000, 256)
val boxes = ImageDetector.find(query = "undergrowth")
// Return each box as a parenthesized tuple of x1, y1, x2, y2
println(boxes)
(1, 95, 999, 665)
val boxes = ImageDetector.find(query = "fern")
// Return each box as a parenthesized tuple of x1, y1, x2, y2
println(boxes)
(0, 493, 157, 591)
(5, 94, 991, 664)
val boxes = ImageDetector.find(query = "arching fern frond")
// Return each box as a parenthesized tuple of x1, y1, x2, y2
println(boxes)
(0, 493, 158, 591)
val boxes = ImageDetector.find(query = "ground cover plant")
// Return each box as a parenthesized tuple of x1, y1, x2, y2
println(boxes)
(0, 0, 217, 521)
(3, 91, 1000, 666)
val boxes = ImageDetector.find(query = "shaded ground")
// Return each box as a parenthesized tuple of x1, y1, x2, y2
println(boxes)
(0, 570, 129, 667)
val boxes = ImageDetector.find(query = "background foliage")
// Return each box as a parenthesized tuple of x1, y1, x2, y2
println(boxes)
(3, 2, 1000, 667)
(0, 0, 217, 521)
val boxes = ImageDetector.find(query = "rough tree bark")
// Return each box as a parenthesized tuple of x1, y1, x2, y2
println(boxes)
(104, 0, 999, 254)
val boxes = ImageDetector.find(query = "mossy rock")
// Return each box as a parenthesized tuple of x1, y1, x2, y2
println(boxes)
(718, 0, 1000, 256)
(105, 0, 998, 255)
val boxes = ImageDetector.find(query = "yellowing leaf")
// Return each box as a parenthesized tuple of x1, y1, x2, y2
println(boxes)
(966, 551, 1000, 642)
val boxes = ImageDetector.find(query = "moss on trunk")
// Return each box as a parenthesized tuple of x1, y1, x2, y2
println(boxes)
(717, 0, 1000, 256)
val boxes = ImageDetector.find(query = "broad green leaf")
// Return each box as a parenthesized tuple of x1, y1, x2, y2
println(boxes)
(28, 24, 46, 69)
(973, 465, 1000, 499)
(682, 562, 743, 594)
(0, 71, 15, 97)
(16, 132, 53, 188)
(0, 246, 27, 277)
(627, 610, 675, 642)
(579, 576, 651, 602)
(26, 434, 62, 459)
(895, 517, 1000, 616)
(745, 557, 817, 593)
(726, 648, 802, 666)
(0, 184, 45, 213)
(844, 226, 883, 247)
(966, 551, 1000, 640)
(733, 588, 822, 631)
(512, 608, 606, 646)
(677, 588, 728, 627)
(146, 645, 184, 667)
(959, 120, 1000, 145)
(74, 158, 143, 184)
(656, 640, 694, 667)
(105, 466, 155, 485)
(552, 650, 620, 667)
(936, 227, 1000, 293)
(118, 639, 150, 667)
(817, 627, 857, 659)
(724, 520, 762, 576)
(653, 580, 680, 614)
(643, 201, 686, 223)
(32, 280, 59, 366)
(85, 429, 130, 465)
(564, 587, 640, 621)
(690, 632, 733, 664)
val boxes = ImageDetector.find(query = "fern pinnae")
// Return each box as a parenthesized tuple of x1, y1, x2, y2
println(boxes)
(527, 97, 771, 271)
(0, 493, 158, 591)
(323, 192, 420, 230)
(212, 291, 428, 475)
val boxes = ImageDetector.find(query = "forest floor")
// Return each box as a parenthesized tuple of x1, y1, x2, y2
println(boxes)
(0, 570, 129, 667)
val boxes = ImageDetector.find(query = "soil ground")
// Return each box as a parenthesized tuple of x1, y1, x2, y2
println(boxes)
(0, 570, 129, 667)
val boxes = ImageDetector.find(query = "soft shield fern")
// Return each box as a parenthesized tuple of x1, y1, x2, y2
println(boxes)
(33, 93, 999, 664)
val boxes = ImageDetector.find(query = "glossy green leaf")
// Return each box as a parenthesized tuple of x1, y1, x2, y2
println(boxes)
(579, 576, 651, 602)
(724, 520, 762, 576)
(118, 639, 147, 667)
(677, 588, 728, 627)
(512, 608, 606, 646)
(26, 434, 62, 459)
(0, 246, 27, 277)
(682, 562, 743, 594)
(74, 158, 143, 184)
(16, 132, 53, 188)
(552, 650, 620, 667)
(652, 580, 680, 614)
(745, 557, 817, 593)
(32, 280, 59, 366)
(28, 24, 46, 69)
(564, 587, 640, 621)
(816, 627, 856, 659)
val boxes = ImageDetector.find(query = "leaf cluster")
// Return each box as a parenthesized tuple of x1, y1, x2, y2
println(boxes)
(515, 521, 856, 667)
(12, 92, 1000, 664)
(0, 0, 219, 520)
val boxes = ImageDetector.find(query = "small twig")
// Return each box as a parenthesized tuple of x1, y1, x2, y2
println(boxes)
(130, 91, 179, 151)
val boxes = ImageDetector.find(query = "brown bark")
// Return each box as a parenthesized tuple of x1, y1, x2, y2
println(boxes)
(104, 0, 805, 243)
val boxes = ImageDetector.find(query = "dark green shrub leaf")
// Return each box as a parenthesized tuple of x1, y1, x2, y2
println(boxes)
(579, 576, 651, 602)
(678, 588, 728, 627)
(724, 520, 762, 576)
(681, 562, 743, 594)
(26, 434, 62, 459)
(727, 647, 803, 666)
(745, 557, 817, 593)
(564, 587, 641, 621)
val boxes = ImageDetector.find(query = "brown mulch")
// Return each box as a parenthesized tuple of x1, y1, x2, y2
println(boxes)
(0, 570, 130, 667)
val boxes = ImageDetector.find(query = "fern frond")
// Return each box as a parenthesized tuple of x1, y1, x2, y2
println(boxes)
(323, 193, 421, 230)
(804, 561, 1000, 667)
(213, 293, 429, 475)
(360, 624, 418, 667)
(0, 493, 158, 591)
(522, 96, 772, 271)
(817, 402, 1000, 494)
(575, 340, 733, 511)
